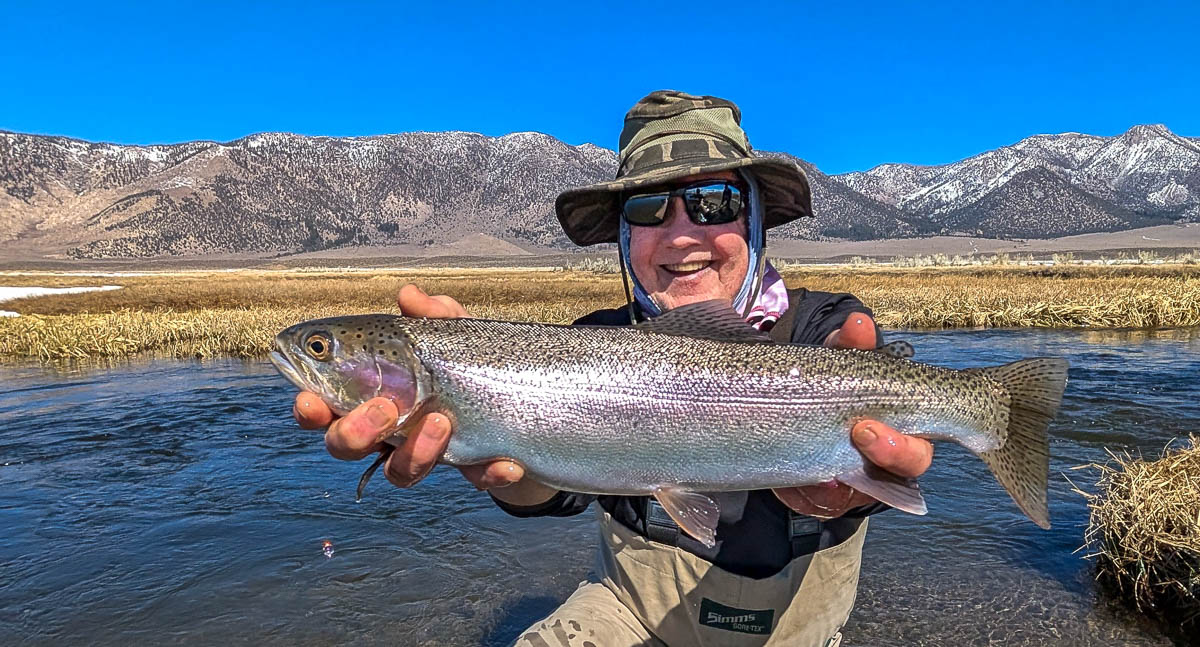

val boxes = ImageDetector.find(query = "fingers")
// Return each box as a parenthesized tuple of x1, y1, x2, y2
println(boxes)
(294, 391, 333, 429)
(459, 460, 526, 490)
(383, 412, 453, 487)
(778, 420, 935, 515)
(825, 312, 877, 350)
(324, 397, 397, 461)
(432, 294, 468, 316)
(321, 398, 468, 491)
(851, 420, 934, 479)
(397, 284, 468, 319)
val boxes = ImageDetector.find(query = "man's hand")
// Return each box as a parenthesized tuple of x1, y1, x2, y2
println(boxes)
(292, 284, 557, 505)
(823, 310, 878, 350)
(773, 312, 934, 517)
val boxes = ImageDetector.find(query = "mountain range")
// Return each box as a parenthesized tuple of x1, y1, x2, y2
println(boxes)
(1, 124, 1197, 259)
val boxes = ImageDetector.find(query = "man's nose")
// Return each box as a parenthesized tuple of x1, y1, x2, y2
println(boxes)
(661, 197, 700, 244)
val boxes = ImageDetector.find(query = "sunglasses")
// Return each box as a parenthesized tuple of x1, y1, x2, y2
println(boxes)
(621, 180, 746, 227)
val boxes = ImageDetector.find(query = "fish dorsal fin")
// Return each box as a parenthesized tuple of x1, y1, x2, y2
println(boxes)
(633, 299, 772, 344)
(876, 340, 915, 359)
(653, 486, 720, 548)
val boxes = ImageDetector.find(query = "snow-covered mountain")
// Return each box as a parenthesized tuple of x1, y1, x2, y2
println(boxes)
(838, 124, 1200, 237)
(0, 123, 1196, 259)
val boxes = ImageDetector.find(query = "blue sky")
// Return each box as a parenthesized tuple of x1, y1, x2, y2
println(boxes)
(2, 1, 1196, 174)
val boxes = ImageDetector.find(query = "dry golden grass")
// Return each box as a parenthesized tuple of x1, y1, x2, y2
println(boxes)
(1, 264, 1198, 361)
(0, 270, 624, 361)
(1078, 437, 1200, 628)
(781, 265, 1200, 329)
(0, 270, 621, 314)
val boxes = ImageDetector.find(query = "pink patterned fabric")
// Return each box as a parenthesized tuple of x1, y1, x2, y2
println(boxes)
(741, 261, 789, 331)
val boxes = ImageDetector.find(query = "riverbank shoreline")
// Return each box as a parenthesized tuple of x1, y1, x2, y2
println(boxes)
(1, 264, 1198, 361)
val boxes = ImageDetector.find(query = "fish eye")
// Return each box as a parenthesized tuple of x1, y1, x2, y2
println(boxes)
(305, 333, 332, 360)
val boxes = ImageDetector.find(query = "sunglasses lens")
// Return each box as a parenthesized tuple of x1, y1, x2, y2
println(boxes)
(622, 182, 745, 227)
(683, 183, 743, 224)
(622, 193, 669, 226)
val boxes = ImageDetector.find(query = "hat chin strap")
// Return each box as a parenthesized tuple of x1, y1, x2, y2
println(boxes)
(618, 242, 639, 324)
(617, 169, 767, 323)
(733, 169, 767, 319)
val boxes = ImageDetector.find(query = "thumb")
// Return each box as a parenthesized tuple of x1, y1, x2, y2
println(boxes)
(827, 312, 877, 350)
(397, 284, 467, 318)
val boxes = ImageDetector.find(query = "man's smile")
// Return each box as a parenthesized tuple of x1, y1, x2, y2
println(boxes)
(661, 260, 714, 276)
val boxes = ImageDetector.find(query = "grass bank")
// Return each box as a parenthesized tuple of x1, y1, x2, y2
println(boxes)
(1080, 437, 1200, 632)
(1, 265, 1198, 361)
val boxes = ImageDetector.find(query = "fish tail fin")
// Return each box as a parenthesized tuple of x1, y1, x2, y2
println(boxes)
(975, 358, 1069, 529)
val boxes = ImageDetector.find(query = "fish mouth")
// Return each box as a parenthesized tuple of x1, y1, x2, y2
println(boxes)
(269, 337, 336, 405)
(269, 348, 307, 389)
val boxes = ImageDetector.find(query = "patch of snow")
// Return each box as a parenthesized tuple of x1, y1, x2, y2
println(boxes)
(1148, 181, 1190, 207)
(95, 143, 169, 164)
(161, 175, 198, 189)
(0, 311, 18, 317)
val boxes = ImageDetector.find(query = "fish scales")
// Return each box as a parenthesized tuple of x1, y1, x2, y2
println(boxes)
(270, 304, 1067, 542)
(404, 318, 1009, 494)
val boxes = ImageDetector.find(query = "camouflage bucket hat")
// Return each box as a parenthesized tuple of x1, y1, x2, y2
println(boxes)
(555, 90, 813, 246)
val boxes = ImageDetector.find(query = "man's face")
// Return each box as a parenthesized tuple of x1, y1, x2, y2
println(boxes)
(627, 170, 750, 312)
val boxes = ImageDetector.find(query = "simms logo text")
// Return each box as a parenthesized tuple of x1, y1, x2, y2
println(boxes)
(707, 612, 758, 625)
(698, 599, 774, 635)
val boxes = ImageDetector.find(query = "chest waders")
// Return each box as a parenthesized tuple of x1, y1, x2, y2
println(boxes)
(597, 507, 866, 647)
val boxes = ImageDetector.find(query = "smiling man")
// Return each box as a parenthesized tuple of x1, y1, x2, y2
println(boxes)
(293, 91, 934, 647)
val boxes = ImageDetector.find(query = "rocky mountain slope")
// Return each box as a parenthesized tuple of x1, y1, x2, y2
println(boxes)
(0, 131, 615, 258)
(0, 123, 1196, 259)
(838, 124, 1200, 238)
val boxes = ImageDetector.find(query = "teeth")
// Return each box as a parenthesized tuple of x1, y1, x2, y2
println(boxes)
(665, 261, 710, 272)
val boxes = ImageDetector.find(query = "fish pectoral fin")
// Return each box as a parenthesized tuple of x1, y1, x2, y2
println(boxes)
(652, 486, 720, 548)
(836, 464, 928, 515)
(374, 395, 443, 445)
(356, 445, 395, 502)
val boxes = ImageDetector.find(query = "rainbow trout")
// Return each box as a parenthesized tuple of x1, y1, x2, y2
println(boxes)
(270, 301, 1068, 546)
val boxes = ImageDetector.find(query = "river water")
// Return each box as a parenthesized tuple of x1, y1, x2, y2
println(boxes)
(2, 328, 1197, 646)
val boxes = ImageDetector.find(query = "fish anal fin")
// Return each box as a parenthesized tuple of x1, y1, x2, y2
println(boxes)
(837, 464, 928, 515)
(653, 486, 720, 548)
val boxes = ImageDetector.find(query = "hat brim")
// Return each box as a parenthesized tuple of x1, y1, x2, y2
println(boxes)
(555, 156, 812, 247)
